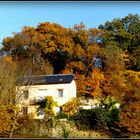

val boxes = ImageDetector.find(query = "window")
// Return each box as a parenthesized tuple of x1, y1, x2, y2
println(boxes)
(38, 108, 45, 116)
(23, 107, 28, 115)
(23, 90, 29, 99)
(58, 89, 63, 97)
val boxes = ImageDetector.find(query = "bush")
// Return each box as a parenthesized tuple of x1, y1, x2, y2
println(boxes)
(72, 109, 92, 130)
(61, 125, 70, 138)
(56, 111, 68, 119)
(107, 108, 120, 127)
(62, 98, 80, 117)
(72, 108, 106, 130)
(72, 107, 120, 131)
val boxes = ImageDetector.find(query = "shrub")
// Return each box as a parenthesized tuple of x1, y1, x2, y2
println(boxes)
(72, 107, 120, 131)
(61, 125, 70, 138)
(72, 108, 106, 130)
(72, 109, 92, 130)
(56, 111, 68, 119)
(62, 98, 80, 117)
(107, 108, 120, 127)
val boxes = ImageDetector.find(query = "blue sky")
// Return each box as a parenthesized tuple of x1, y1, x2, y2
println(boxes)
(0, 2, 140, 44)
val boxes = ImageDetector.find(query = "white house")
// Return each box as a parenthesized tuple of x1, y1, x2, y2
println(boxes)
(16, 74, 76, 119)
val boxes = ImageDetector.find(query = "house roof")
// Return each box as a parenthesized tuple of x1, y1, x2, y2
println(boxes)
(16, 74, 75, 86)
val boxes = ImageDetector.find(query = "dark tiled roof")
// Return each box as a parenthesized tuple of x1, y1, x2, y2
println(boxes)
(16, 74, 75, 86)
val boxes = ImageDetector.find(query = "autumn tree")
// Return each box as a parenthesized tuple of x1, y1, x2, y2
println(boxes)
(0, 57, 35, 137)
(65, 24, 102, 75)
(0, 57, 17, 105)
(75, 68, 105, 98)
(0, 57, 21, 137)
(1, 26, 53, 75)
(116, 70, 140, 136)
(1, 21, 105, 77)
(62, 98, 80, 117)
(98, 44, 127, 101)
(0, 105, 19, 137)
(98, 43, 140, 136)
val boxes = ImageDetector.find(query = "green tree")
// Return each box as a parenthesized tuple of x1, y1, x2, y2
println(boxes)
(99, 14, 140, 71)
(37, 96, 58, 131)
(38, 96, 57, 119)
(99, 96, 120, 110)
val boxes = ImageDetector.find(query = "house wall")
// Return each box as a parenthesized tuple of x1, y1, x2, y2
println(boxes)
(16, 80, 76, 119)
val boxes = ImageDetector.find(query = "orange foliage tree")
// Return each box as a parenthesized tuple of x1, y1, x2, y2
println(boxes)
(117, 70, 140, 136)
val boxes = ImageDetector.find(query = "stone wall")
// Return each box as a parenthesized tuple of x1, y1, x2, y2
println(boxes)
(14, 119, 110, 138)
(51, 119, 110, 138)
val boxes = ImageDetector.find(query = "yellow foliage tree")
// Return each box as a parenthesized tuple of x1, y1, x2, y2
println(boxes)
(62, 98, 80, 116)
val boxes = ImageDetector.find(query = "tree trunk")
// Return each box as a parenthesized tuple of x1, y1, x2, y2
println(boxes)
(9, 110, 17, 138)
(9, 125, 14, 138)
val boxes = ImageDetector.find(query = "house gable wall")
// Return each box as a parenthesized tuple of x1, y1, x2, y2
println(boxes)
(16, 79, 76, 119)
